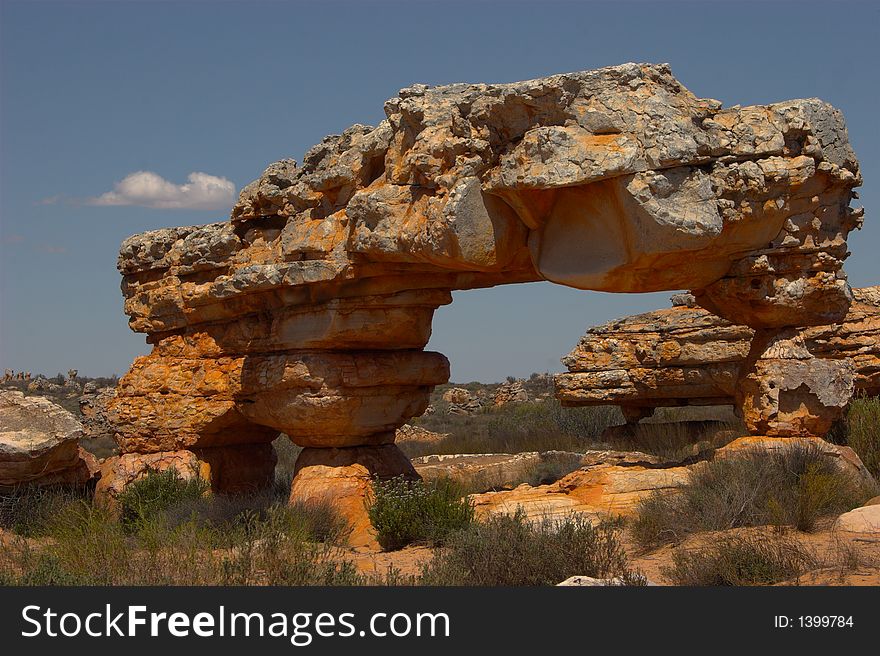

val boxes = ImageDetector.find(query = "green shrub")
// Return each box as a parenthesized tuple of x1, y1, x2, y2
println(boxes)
(116, 469, 210, 531)
(367, 476, 474, 551)
(832, 396, 880, 480)
(632, 443, 873, 551)
(663, 534, 816, 586)
(420, 510, 644, 586)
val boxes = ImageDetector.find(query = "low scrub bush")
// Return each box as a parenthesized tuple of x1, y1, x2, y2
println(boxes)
(367, 476, 474, 551)
(420, 510, 644, 586)
(632, 443, 874, 551)
(830, 396, 880, 480)
(117, 469, 210, 530)
(1, 488, 359, 585)
(0, 485, 89, 536)
(403, 400, 620, 458)
(663, 534, 816, 586)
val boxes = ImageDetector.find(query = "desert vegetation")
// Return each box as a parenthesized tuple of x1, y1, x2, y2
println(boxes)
(0, 470, 644, 586)
(420, 511, 644, 586)
(631, 442, 878, 552)
(367, 476, 474, 550)
(829, 394, 880, 479)
(661, 533, 819, 586)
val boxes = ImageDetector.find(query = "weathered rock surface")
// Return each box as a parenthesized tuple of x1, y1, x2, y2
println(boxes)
(493, 380, 529, 406)
(79, 387, 117, 441)
(394, 424, 448, 444)
(557, 286, 879, 435)
(94, 444, 277, 504)
(0, 391, 98, 488)
(110, 63, 862, 537)
(441, 388, 473, 404)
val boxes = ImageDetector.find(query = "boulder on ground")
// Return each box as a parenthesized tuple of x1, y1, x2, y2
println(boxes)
(834, 505, 880, 533)
(442, 388, 473, 404)
(493, 381, 529, 406)
(0, 390, 98, 488)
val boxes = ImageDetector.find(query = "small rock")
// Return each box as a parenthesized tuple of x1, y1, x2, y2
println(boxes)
(835, 505, 880, 533)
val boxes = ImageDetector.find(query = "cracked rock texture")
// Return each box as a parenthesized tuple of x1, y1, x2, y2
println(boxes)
(107, 63, 862, 533)
(0, 391, 98, 489)
(557, 286, 880, 436)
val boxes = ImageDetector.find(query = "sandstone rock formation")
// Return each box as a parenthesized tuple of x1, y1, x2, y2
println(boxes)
(557, 286, 880, 435)
(493, 380, 529, 406)
(79, 386, 117, 441)
(0, 391, 98, 489)
(471, 436, 870, 523)
(108, 63, 862, 536)
(441, 388, 473, 404)
(394, 423, 448, 444)
(834, 501, 880, 533)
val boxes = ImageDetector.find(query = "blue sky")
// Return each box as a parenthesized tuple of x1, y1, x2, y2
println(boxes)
(1, 0, 878, 382)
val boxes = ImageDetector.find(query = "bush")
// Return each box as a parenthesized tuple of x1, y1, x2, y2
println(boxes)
(831, 396, 880, 480)
(116, 469, 211, 530)
(367, 476, 474, 551)
(0, 485, 89, 536)
(420, 510, 644, 586)
(663, 534, 816, 586)
(632, 443, 874, 551)
(1, 489, 360, 586)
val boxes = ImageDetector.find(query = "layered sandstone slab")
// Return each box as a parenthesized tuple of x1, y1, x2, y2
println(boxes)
(0, 391, 98, 489)
(556, 286, 880, 432)
(110, 63, 862, 538)
(471, 436, 871, 522)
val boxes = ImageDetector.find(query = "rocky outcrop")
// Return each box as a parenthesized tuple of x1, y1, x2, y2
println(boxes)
(109, 63, 862, 538)
(441, 388, 473, 404)
(556, 286, 880, 435)
(395, 424, 448, 444)
(288, 445, 417, 549)
(0, 391, 98, 489)
(79, 386, 117, 441)
(493, 380, 529, 406)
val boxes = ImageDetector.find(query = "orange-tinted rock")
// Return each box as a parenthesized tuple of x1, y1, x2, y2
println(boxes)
(557, 286, 880, 437)
(110, 64, 862, 510)
(737, 330, 854, 437)
(95, 450, 210, 503)
(470, 436, 871, 522)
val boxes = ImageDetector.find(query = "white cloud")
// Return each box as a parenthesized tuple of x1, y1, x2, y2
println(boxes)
(88, 171, 236, 210)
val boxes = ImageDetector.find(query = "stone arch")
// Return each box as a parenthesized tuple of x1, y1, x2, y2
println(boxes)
(103, 64, 863, 538)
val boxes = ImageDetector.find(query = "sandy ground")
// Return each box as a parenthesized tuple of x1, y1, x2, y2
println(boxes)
(625, 522, 880, 586)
